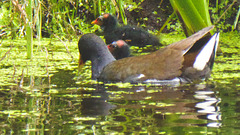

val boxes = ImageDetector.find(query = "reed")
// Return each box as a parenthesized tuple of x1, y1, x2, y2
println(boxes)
(117, 0, 127, 25)
(233, 6, 240, 30)
(2, 0, 238, 42)
(26, 0, 33, 59)
(35, 0, 42, 50)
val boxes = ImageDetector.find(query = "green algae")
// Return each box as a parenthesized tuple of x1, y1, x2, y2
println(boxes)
(211, 31, 240, 83)
(0, 31, 239, 135)
(0, 38, 79, 87)
(0, 31, 240, 90)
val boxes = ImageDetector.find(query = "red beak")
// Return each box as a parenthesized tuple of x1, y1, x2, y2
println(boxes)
(107, 44, 115, 53)
(91, 18, 103, 26)
(91, 19, 98, 24)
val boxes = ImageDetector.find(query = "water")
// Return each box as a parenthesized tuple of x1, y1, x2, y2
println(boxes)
(0, 32, 239, 134)
(1, 77, 240, 134)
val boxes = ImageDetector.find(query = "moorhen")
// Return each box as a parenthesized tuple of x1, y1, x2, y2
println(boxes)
(78, 26, 219, 83)
(91, 13, 161, 47)
(107, 40, 131, 60)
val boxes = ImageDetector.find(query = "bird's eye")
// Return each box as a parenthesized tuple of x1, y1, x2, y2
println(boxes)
(113, 44, 117, 48)
(110, 42, 118, 48)
(109, 44, 116, 48)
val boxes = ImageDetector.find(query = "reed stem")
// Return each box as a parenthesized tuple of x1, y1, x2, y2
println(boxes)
(26, 0, 33, 59)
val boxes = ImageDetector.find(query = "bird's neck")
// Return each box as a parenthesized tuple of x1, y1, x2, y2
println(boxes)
(91, 51, 115, 80)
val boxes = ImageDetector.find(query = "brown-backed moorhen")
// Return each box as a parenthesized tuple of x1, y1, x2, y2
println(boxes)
(78, 26, 219, 83)
(107, 40, 131, 60)
(91, 13, 161, 47)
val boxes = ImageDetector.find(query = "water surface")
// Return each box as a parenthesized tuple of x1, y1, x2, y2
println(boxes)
(0, 32, 239, 134)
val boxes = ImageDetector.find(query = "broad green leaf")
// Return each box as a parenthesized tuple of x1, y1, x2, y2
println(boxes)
(170, 0, 212, 36)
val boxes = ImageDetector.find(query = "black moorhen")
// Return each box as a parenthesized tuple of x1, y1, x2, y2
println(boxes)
(78, 26, 219, 83)
(107, 40, 131, 60)
(91, 13, 161, 47)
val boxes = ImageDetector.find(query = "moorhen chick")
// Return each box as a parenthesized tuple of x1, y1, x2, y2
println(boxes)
(91, 13, 161, 47)
(78, 26, 219, 83)
(107, 40, 131, 60)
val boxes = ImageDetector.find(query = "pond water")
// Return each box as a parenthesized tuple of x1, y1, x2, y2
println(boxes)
(0, 32, 240, 134)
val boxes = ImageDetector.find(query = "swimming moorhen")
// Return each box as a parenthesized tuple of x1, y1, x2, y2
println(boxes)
(91, 13, 161, 47)
(107, 40, 131, 60)
(78, 26, 219, 83)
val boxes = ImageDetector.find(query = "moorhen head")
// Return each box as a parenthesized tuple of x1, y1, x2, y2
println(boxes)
(78, 33, 115, 79)
(78, 26, 219, 83)
(91, 13, 118, 32)
(91, 13, 161, 47)
(107, 40, 131, 60)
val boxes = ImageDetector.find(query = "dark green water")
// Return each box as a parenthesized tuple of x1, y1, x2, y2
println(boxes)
(0, 32, 240, 134)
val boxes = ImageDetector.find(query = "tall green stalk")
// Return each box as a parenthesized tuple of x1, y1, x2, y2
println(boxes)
(157, 11, 175, 35)
(10, 1, 17, 39)
(93, 0, 97, 18)
(35, 0, 42, 50)
(98, 0, 102, 16)
(117, 0, 127, 25)
(233, 6, 240, 30)
(26, 0, 33, 59)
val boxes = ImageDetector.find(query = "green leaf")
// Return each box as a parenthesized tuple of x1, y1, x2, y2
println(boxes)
(170, 0, 212, 36)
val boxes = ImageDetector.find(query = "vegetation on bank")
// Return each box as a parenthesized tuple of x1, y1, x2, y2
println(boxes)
(0, 0, 239, 40)
(0, 0, 239, 59)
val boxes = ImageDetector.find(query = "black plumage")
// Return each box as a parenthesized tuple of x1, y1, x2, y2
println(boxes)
(92, 13, 161, 47)
(107, 40, 131, 60)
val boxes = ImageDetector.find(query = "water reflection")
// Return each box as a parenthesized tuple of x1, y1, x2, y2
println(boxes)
(1, 73, 240, 134)
(194, 85, 222, 127)
(73, 83, 224, 134)
(80, 85, 116, 116)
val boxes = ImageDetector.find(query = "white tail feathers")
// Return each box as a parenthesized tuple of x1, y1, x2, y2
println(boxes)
(193, 33, 220, 70)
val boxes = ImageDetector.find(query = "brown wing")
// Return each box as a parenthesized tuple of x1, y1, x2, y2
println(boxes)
(100, 47, 184, 82)
(168, 26, 214, 52)
(99, 26, 215, 82)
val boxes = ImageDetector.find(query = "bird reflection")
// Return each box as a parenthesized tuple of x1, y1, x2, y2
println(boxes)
(80, 85, 116, 116)
(79, 83, 222, 129)
(194, 84, 222, 127)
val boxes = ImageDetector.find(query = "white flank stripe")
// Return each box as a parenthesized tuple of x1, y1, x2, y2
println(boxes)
(193, 33, 220, 70)
(137, 74, 145, 79)
(214, 33, 220, 54)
